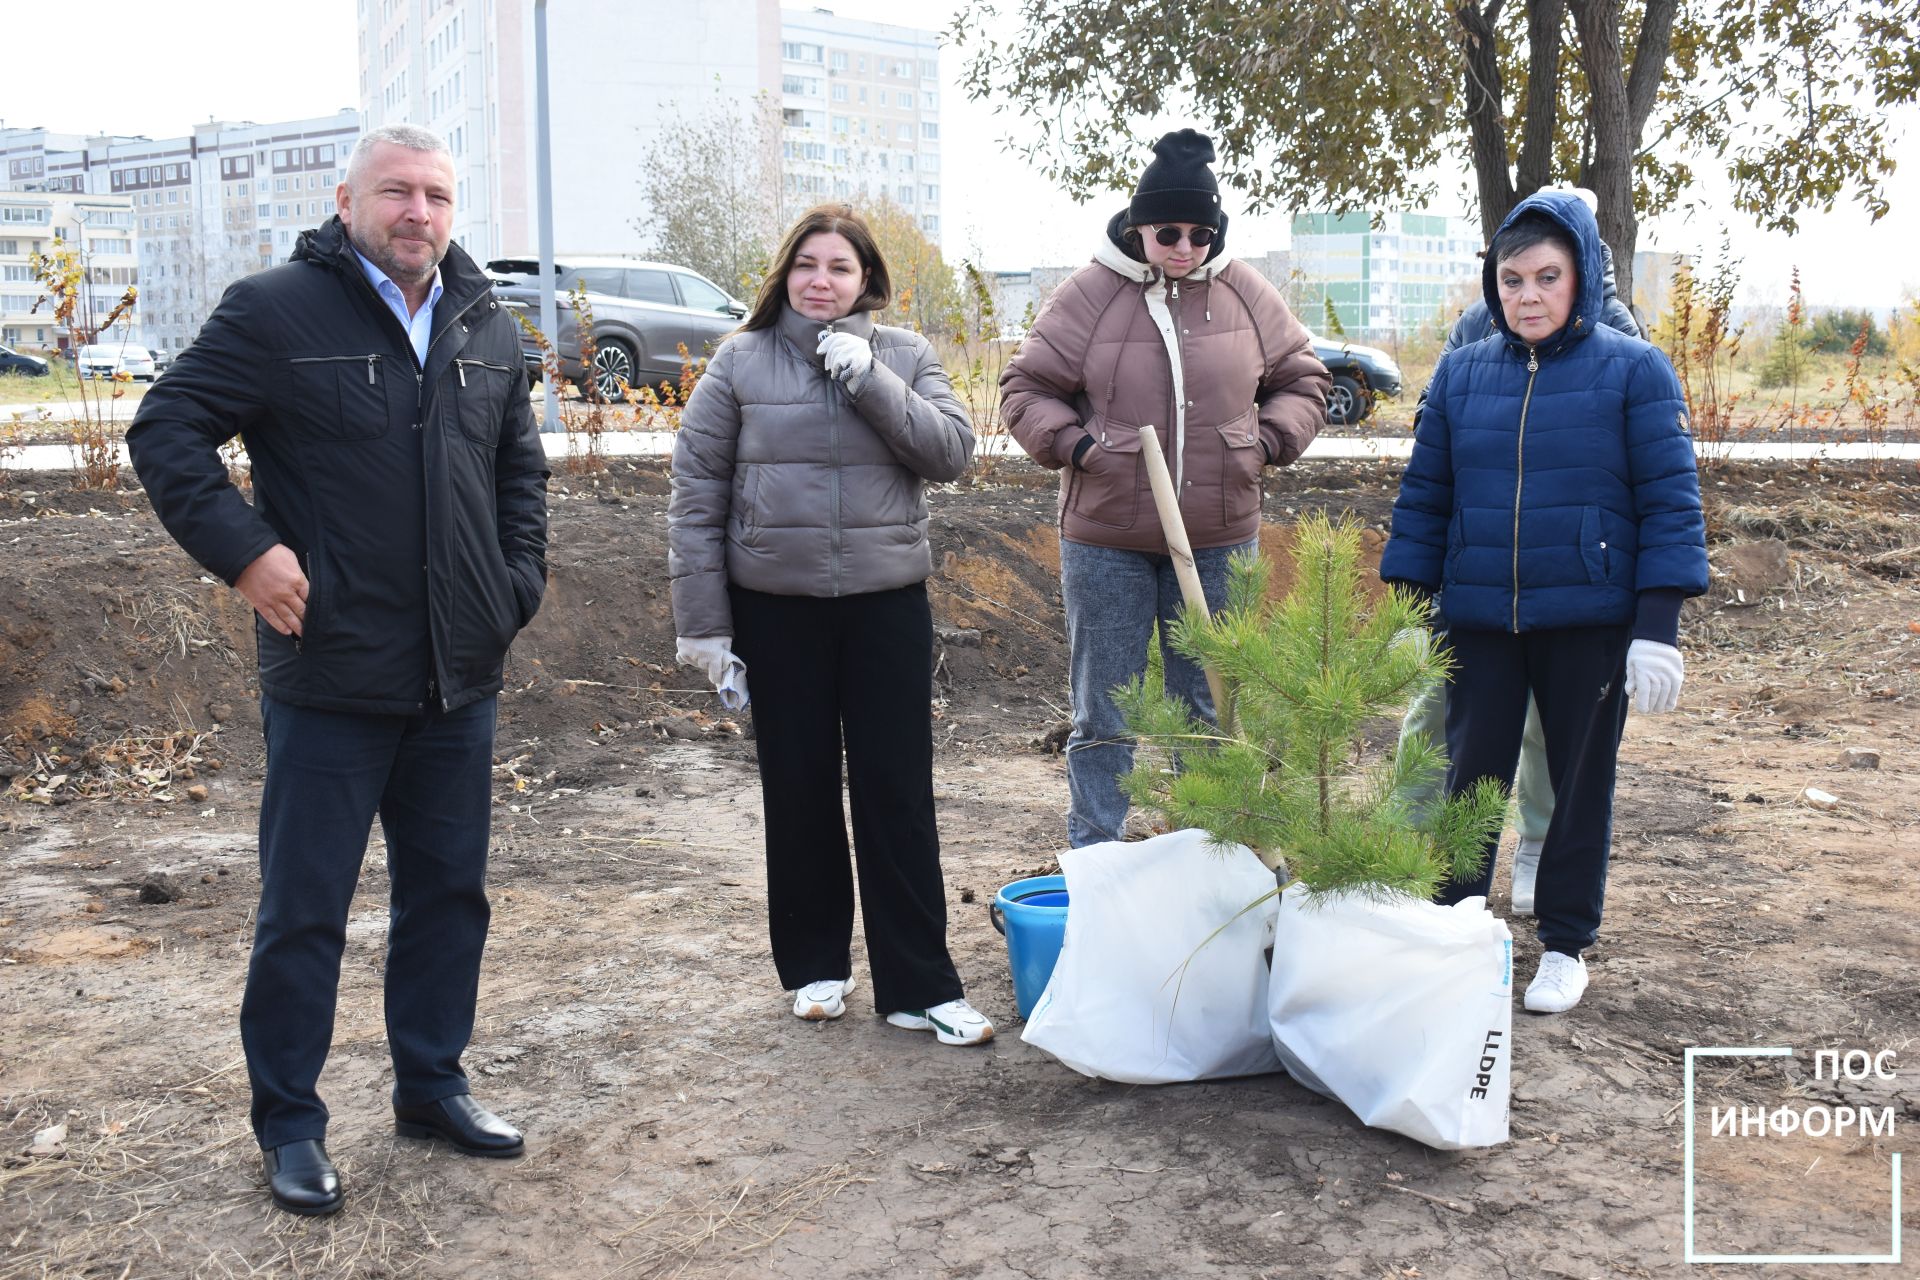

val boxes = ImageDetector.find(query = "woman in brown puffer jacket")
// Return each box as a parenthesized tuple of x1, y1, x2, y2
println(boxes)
(669, 204, 993, 1046)
(1001, 129, 1330, 848)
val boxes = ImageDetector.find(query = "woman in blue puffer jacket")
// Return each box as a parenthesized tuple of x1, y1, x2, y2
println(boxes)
(1380, 189, 1708, 1016)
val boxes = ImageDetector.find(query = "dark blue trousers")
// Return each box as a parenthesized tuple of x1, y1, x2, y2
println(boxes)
(1439, 626, 1631, 957)
(242, 694, 497, 1150)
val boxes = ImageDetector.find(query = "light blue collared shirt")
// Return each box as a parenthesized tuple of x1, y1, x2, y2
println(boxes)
(354, 248, 443, 368)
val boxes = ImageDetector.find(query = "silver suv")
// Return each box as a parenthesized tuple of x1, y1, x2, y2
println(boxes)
(486, 256, 746, 401)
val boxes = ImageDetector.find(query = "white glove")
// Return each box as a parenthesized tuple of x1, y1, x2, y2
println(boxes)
(1624, 639, 1684, 714)
(1391, 626, 1434, 664)
(675, 635, 737, 688)
(816, 330, 873, 392)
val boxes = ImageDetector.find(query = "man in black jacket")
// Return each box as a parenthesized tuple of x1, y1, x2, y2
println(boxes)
(127, 124, 549, 1217)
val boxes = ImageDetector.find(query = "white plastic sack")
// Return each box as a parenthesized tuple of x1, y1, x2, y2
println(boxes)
(1267, 883, 1513, 1150)
(1021, 828, 1282, 1084)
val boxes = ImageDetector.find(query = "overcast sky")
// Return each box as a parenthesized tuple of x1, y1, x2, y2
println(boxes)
(7, 0, 1915, 314)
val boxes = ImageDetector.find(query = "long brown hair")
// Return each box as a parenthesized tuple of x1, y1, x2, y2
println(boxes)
(740, 203, 892, 332)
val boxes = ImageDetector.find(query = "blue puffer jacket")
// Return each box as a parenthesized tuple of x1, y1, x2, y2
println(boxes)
(1379, 190, 1707, 635)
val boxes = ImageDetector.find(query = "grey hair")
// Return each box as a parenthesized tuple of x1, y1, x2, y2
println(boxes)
(345, 124, 451, 189)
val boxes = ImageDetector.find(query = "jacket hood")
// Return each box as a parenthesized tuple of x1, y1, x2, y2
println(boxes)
(1482, 189, 1607, 354)
(1097, 208, 1232, 283)
(293, 215, 491, 303)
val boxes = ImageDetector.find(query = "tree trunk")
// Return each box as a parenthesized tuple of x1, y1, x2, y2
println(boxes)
(1514, 0, 1567, 199)
(1455, 3, 1516, 244)
(1570, 0, 1638, 315)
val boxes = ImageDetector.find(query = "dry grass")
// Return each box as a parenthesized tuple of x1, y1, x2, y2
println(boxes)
(117, 586, 234, 663)
(0, 1087, 457, 1280)
(597, 1160, 873, 1279)
(1718, 494, 1919, 563)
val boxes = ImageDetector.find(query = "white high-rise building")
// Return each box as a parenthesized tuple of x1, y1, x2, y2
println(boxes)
(354, 2, 942, 262)
(0, 190, 139, 353)
(2, 112, 360, 355)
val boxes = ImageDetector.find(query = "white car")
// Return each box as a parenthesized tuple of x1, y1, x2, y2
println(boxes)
(77, 342, 158, 382)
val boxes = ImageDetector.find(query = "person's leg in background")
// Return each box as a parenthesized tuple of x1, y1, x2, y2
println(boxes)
(1508, 694, 1557, 913)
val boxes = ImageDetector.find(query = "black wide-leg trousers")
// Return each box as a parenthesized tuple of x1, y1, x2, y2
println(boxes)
(730, 582, 964, 1015)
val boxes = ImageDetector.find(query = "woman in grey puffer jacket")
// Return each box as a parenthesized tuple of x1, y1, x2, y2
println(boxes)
(668, 204, 993, 1046)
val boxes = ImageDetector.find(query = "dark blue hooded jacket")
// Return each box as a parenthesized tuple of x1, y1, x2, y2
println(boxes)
(1379, 190, 1707, 638)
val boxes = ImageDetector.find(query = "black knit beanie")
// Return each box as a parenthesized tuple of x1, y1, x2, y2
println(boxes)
(1128, 129, 1223, 228)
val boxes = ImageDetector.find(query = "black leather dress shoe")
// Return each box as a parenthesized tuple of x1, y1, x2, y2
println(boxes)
(264, 1139, 344, 1215)
(393, 1094, 524, 1157)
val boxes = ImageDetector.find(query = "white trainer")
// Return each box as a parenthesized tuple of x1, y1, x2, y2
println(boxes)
(885, 998, 994, 1046)
(793, 976, 855, 1021)
(1524, 952, 1589, 1014)
(1511, 837, 1544, 916)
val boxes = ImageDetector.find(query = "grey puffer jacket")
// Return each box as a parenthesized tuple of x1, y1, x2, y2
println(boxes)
(669, 303, 975, 638)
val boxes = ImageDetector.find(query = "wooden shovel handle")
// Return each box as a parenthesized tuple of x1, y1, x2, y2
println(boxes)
(1136, 424, 1233, 731)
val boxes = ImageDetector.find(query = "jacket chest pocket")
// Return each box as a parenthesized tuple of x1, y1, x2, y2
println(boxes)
(286, 355, 391, 443)
(453, 358, 514, 446)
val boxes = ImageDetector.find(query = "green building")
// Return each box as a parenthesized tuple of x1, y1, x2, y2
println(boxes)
(1290, 211, 1482, 340)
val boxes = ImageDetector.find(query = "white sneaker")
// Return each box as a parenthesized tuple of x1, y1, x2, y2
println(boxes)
(1524, 952, 1588, 1014)
(885, 998, 994, 1046)
(793, 976, 855, 1021)
(1511, 837, 1544, 916)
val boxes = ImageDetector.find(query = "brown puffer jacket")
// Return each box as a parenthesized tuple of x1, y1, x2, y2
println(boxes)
(1000, 220, 1329, 552)
(669, 303, 974, 639)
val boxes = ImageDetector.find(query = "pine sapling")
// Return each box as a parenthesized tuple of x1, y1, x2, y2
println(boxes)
(1113, 512, 1508, 902)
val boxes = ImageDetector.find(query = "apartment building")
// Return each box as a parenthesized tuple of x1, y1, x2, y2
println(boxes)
(1290, 211, 1482, 339)
(2, 112, 360, 355)
(778, 9, 943, 242)
(0, 191, 139, 353)
(359, 0, 778, 261)
(355, 2, 937, 261)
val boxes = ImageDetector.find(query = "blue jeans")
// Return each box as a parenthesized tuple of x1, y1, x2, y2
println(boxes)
(1059, 537, 1255, 848)
(242, 695, 497, 1150)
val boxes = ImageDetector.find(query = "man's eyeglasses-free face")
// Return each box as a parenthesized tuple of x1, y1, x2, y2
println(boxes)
(1143, 224, 1216, 247)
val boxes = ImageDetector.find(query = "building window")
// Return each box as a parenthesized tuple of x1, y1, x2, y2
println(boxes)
(921, 59, 938, 79)
(781, 41, 823, 63)
(923, 184, 938, 202)
(830, 51, 848, 70)
(831, 84, 847, 102)
(921, 215, 938, 233)
(921, 122, 939, 139)
(923, 91, 938, 109)
(897, 185, 914, 204)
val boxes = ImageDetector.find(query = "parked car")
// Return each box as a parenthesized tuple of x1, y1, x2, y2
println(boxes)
(486, 256, 746, 401)
(0, 344, 50, 377)
(1308, 334, 1403, 426)
(76, 342, 158, 382)
(148, 348, 174, 374)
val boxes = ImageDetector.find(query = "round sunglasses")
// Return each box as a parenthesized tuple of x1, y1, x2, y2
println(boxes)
(1143, 224, 1217, 247)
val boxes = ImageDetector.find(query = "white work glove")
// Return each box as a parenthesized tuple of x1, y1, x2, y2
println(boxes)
(1623, 638, 1684, 714)
(816, 329, 873, 393)
(676, 635, 736, 687)
(1390, 626, 1435, 664)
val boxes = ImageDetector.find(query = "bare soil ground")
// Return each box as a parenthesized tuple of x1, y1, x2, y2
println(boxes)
(2, 457, 1917, 1280)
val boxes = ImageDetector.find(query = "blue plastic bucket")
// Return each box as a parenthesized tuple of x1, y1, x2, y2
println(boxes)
(991, 875, 1069, 1019)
